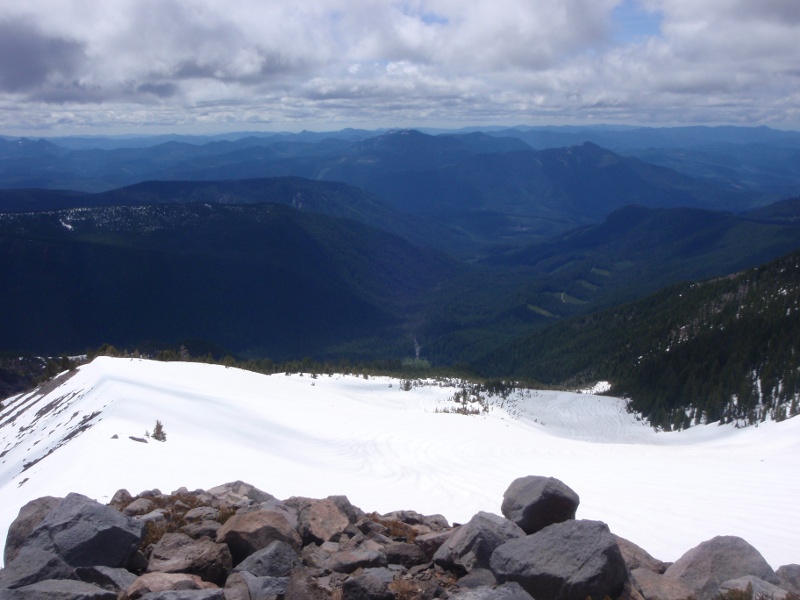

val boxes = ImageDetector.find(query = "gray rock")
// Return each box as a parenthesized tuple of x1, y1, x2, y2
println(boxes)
(126, 572, 219, 599)
(233, 540, 300, 577)
(327, 496, 365, 524)
(415, 529, 455, 560)
(449, 582, 534, 599)
(207, 482, 275, 509)
(630, 567, 693, 600)
(147, 533, 232, 586)
(433, 512, 525, 575)
(3, 496, 62, 565)
(75, 565, 138, 591)
(216, 503, 301, 565)
(500, 476, 579, 535)
(0, 579, 117, 599)
(331, 549, 388, 574)
(341, 567, 395, 600)
(283, 566, 332, 600)
(0, 543, 76, 589)
(777, 564, 800, 593)
(137, 509, 168, 524)
(184, 507, 219, 523)
(663, 536, 780, 600)
(720, 576, 790, 599)
(110, 489, 134, 508)
(457, 568, 497, 589)
(614, 534, 668, 574)
(384, 542, 428, 569)
(285, 497, 350, 546)
(124, 498, 157, 517)
(490, 519, 628, 600)
(226, 572, 288, 600)
(181, 521, 222, 540)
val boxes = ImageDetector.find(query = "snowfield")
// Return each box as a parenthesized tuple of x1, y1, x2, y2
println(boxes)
(1, 357, 798, 569)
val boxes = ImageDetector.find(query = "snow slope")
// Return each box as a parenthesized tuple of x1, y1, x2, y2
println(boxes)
(1, 357, 798, 569)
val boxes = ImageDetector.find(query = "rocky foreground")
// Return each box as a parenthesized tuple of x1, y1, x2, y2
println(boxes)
(0, 476, 797, 600)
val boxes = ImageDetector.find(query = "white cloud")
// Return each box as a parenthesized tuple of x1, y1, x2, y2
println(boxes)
(0, 0, 799, 133)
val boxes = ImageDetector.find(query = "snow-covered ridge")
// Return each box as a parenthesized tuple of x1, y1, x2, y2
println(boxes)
(1, 357, 798, 569)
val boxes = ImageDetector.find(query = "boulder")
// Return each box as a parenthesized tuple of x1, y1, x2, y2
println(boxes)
(183, 507, 219, 523)
(75, 565, 138, 591)
(206, 482, 274, 508)
(415, 529, 455, 560)
(384, 542, 428, 569)
(341, 567, 395, 600)
(181, 521, 222, 541)
(223, 571, 288, 600)
(0, 543, 77, 589)
(720, 576, 790, 599)
(123, 498, 156, 517)
(216, 503, 301, 565)
(663, 536, 780, 599)
(490, 519, 628, 600)
(284, 497, 350, 545)
(283, 566, 332, 600)
(777, 564, 800, 593)
(109, 489, 134, 508)
(433, 512, 525, 575)
(147, 533, 232, 586)
(449, 582, 534, 599)
(233, 540, 300, 577)
(327, 496, 365, 524)
(0, 579, 117, 599)
(126, 572, 218, 599)
(500, 476, 579, 535)
(456, 568, 497, 589)
(330, 549, 388, 574)
(614, 535, 668, 574)
(3, 496, 62, 565)
(630, 568, 693, 600)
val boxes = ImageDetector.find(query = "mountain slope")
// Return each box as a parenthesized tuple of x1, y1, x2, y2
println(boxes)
(0, 203, 459, 357)
(366, 143, 756, 243)
(1, 357, 798, 570)
(474, 250, 800, 430)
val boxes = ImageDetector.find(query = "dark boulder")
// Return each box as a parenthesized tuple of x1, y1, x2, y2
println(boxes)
(147, 533, 232, 586)
(341, 567, 395, 600)
(433, 512, 524, 575)
(490, 519, 627, 600)
(233, 540, 300, 577)
(75, 565, 138, 591)
(3, 496, 62, 565)
(0, 579, 117, 599)
(216, 502, 301, 565)
(500, 476, 579, 535)
(35, 493, 144, 569)
(778, 564, 800, 593)
(663, 536, 780, 600)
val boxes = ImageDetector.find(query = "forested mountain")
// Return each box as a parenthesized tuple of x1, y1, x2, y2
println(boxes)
(475, 250, 800, 430)
(0, 203, 460, 358)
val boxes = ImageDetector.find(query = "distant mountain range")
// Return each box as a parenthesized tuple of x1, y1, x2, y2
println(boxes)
(2, 125, 800, 427)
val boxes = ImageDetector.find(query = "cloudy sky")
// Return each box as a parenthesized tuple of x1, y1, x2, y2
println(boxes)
(1, 0, 799, 135)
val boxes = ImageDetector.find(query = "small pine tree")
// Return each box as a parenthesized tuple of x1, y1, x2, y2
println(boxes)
(152, 420, 167, 442)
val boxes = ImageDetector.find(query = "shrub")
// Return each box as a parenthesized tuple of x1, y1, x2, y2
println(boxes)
(152, 420, 167, 442)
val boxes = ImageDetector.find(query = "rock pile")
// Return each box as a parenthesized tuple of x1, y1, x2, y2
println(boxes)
(0, 475, 797, 600)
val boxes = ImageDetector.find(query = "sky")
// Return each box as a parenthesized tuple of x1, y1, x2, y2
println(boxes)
(1, 0, 799, 136)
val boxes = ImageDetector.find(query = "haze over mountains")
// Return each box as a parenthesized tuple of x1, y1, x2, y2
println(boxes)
(2, 125, 800, 432)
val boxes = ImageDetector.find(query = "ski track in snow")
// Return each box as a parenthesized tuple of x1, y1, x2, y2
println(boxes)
(0, 357, 798, 569)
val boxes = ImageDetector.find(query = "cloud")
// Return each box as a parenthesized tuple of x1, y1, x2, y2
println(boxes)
(0, 17, 86, 93)
(0, 0, 799, 133)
